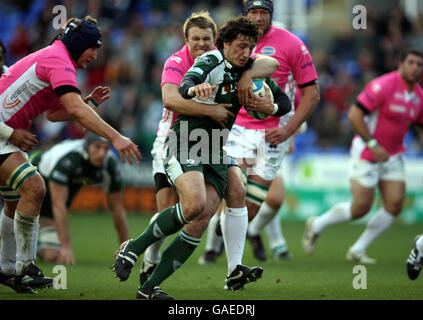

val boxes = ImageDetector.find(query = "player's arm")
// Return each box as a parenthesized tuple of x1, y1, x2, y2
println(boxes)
(106, 191, 129, 244)
(0, 122, 38, 152)
(348, 103, 389, 162)
(83, 86, 111, 107)
(49, 180, 75, 265)
(162, 83, 234, 127)
(55, 92, 141, 164)
(245, 79, 291, 116)
(265, 83, 320, 145)
(237, 54, 280, 106)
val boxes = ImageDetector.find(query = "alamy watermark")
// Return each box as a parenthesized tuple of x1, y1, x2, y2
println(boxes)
(52, 5, 67, 30)
(162, 121, 272, 176)
(53, 265, 67, 289)
(352, 5, 367, 30)
(352, 265, 367, 289)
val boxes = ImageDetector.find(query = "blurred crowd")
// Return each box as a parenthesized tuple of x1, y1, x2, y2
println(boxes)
(0, 0, 423, 159)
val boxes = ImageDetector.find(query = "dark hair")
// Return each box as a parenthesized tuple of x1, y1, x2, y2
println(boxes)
(215, 16, 260, 50)
(183, 11, 218, 40)
(399, 48, 423, 62)
(0, 38, 6, 58)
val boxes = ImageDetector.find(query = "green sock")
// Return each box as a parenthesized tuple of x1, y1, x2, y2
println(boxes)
(128, 203, 187, 256)
(142, 230, 200, 289)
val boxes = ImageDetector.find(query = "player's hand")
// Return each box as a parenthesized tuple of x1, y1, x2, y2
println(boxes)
(8, 129, 39, 152)
(288, 137, 295, 154)
(210, 104, 234, 128)
(237, 72, 254, 106)
(87, 86, 111, 105)
(189, 83, 216, 100)
(57, 247, 75, 265)
(370, 145, 389, 162)
(265, 126, 291, 145)
(245, 86, 274, 114)
(112, 135, 142, 165)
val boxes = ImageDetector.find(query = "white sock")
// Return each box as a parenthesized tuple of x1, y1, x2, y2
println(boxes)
(349, 208, 395, 253)
(248, 201, 277, 236)
(14, 211, 39, 275)
(0, 210, 16, 275)
(205, 212, 222, 252)
(144, 213, 166, 264)
(221, 207, 248, 275)
(416, 235, 423, 253)
(313, 202, 351, 234)
(264, 214, 287, 251)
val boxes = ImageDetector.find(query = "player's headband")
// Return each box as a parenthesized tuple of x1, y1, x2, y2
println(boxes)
(61, 18, 102, 63)
(244, 0, 273, 15)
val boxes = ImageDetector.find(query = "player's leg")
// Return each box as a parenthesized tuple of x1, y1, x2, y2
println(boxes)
(407, 234, 423, 280)
(221, 165, 262, 290)
(112, 169, 207, 281)
(0, 152, 52, 289)
(37, 216, 61, 263)
(0, 196, 33, 293)
(302, 155, 377, 256)
(347, 179, 404, 263)
(347, 154, 406, 263)
(140, 174, 178, 286)
(250, 175, 291, 260)
(137, 182, 221, 300)
(198, 201, 224, 265)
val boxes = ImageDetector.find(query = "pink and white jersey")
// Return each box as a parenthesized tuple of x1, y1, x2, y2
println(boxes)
(352, 71, 423, 161)
(0, 40, 78, 130)
(236, 25, 318, 130)
(156, 45, 195, 139)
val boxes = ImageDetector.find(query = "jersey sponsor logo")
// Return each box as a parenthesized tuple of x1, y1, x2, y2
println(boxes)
(389, 104, 406, 113)
(189, 67, 204, 75)
(261, 46, 275, 56)
(301, 45, 309, 56)
(221, 83, 236, 95)
(170, 56, 182, 64)
(3, 80, 32, 109)
(371, 83, 381, 94)
(198, 56, 212, 64)
(164, 66, 184, 75)
(51, 170, 68, 183)
(300, 62, 313, 69)
(64, 67, 77, 76)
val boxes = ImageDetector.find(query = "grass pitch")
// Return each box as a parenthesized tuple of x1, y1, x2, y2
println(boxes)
(1, 212, 422, 300)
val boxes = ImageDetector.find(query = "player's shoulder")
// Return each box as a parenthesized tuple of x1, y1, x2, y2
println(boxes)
(367, 71, 398, 92)
(195, 49, 224, 65)
(38, 40, 75, 70)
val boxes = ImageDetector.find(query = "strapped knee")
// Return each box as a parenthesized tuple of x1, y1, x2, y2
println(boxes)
(0, 185, 20, 201)
(6, 162, 38, 191)
(246, 179, 269, 206)
(38, 226, 61, 250)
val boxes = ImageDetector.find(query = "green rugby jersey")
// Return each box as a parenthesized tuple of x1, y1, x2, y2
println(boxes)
(31, 139, 124, 216)
(171, 49, 283, 164)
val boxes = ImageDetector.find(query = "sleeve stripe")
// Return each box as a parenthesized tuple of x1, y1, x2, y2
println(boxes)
(355, 100, 371, 114)
(54, 85, 81, 97)
(298, 79, 319, 88)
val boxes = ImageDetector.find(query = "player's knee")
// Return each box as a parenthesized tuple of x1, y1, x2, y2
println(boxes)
(20, 175, 46, 204)
(266, 192, 283, 209)
(182, 197, 206, 220)
(384, 202, 403, 216)
(226, 184, 246, 207)
(351, 202, 372, 218)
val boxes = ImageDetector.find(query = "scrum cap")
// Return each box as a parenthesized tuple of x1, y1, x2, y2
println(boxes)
(61, 18, 102, 62)
(244, 0, 273, 15)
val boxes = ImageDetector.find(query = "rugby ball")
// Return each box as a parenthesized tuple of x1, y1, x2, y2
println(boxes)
(246, 79, 273, 120)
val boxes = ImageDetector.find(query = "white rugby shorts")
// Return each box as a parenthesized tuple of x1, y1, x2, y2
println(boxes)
(349, 153, 405, 188)
(224, 124, 290, 181)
